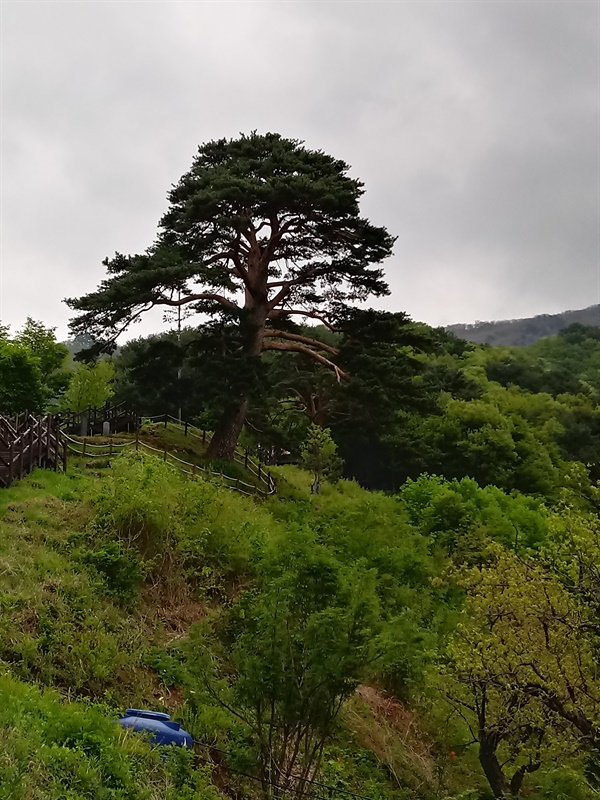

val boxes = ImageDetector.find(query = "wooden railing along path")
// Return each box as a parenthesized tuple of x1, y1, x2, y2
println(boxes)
(62, 414, 276, 498)
(0, 414, 67, 489)
(0, 403, 276, 497)
(59, 402, 139, 436)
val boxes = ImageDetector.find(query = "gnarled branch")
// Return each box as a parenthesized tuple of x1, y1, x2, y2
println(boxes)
(263, 329, 338, 355)
(262, 340, 349, 382)
(157, 292, 239, 311)
(268, 308, 338, 332)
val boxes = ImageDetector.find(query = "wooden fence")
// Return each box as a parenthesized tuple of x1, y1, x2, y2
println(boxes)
(0, 415, 67, 488)
(0, 404, 276, 497)
(62, 421, 276, 498)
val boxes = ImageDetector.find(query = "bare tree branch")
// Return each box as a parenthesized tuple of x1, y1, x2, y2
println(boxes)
(262, 340, 349, 382)
(263, 329, 338, 356)
(267, 308, 338, 332)
(157, 292, 239, 312)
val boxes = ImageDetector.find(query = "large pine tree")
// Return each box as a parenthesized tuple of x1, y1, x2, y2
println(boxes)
(67, 132, 395, 458)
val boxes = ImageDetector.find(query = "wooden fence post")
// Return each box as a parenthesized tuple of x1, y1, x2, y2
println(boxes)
(82, 438, 87, 458)
(45, 417, 51, 465)
(28, 426, 34, 474)
(164, 414, 168, 428)
(202, 430, 206, 444)
(164, 448, 167, 462)
(8, 441, 14, 485)
(135, 429, 139, 452)
(18, 437, 24, 479)
(184, 421, 188, 437)
(109, 440, 113, 457)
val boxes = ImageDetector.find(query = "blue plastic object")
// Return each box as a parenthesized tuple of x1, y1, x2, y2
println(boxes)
(117, 708, 193, 748)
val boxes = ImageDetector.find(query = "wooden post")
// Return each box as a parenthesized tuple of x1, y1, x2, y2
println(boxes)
(82, 438, 87, 458)
(45, 417, 51, 465)
(62, 436, 67, 472)
(109, 440, 113, 457)
(258, 462, 262, 482)
(135, 428, 139, 452)
(37, 420, 42, 466)
(192, 462, 197, 477)
(8, 441, 14, 485)
(164, 448, 167, 462)
(28, 426, 34, 474)
(202, 429, 206, 444)
(184, 421, 188, 437)
(164, 414, 168, 428)
(18, 437, 24, 480)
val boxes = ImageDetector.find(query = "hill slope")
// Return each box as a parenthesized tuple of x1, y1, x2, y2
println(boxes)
(447, 304, 600, 346)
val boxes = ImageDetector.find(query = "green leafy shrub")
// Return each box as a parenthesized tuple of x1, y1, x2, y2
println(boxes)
(79, 539, 146, 602)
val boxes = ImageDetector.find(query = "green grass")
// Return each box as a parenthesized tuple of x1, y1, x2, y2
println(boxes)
(0, 451, 574, 799)
(0, 672, 217, 800)
(70, 421, 270, 494)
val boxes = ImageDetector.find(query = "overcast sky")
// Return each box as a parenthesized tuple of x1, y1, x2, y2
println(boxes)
(1, 0, 598, 340)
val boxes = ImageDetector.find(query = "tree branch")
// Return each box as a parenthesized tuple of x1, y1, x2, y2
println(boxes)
(262, 340, 349, 382)
(156, 292, 239, 311)
(263, 329, 338, 355)
(267, 308, 338, 331)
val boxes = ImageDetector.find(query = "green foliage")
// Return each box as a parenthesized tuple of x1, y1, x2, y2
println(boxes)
(0, 339, 45, 413)
(398, 474, 548, 558)
(0, 319, 70, 412)
(63, 360, 115, 412)
(301, 423, 343, 492)
(94, 450, 276, 587)
(193, 529, 382, 797)
(15, 317, 71, 405)
(78, 539, 146, 603)
(0, 672, 218, 799)
(439, 547, 600, 796)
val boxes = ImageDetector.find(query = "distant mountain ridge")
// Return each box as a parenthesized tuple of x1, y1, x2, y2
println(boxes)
(447, 305, 600, 346)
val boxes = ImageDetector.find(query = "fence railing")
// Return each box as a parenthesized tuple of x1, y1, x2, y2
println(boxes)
(0, 404, 276, 497)
(62, 427, 276, 498)
(58, 402, 139, 435)
(142, 414, 276, 496)
(0, 415, 67, 488)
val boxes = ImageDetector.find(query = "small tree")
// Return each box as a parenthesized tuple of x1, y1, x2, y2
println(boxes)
(300, 424, 343, 493)
(63, 361, 115, 434)
(205, 535, 380, 800)
(0, 340, 45, 414)
(442, 548, 599, 797)
(15, 318, 70, 405)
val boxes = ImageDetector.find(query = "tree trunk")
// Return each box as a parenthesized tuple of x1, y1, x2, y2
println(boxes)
(206, 398, 249, 460)
(509, 761, 540, 796)
(479, 739, 508, 797)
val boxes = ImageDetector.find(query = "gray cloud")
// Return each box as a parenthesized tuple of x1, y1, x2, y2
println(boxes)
(1, 0, 598, 337)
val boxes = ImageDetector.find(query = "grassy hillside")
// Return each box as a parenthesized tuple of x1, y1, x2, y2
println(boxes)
(0, 423, 595, 798)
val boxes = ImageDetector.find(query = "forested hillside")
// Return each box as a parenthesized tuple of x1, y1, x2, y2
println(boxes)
(3, 316, 600, 798)
(447, 304, 600, 346)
